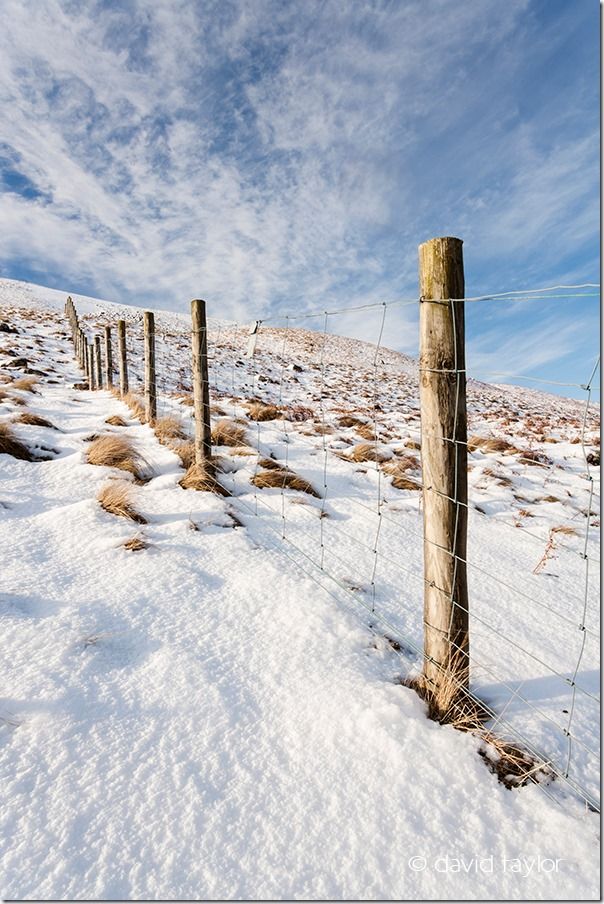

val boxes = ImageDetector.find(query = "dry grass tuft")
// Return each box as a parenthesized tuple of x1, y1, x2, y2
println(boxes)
(14, 412, 57, 429)
(105, 415, 128, 427)
(122, 535, 149, 551)
(98, 481, 147, 523)
(356, 423, 377, 441)
(179, 395, 194, 406)
(468, 436, 516, 454)
(179, 460, 230, 496)
(348, 442, 391, 463)
(154, 415, 186, 443)
(11, 376, 38, 393)
(170, 440, 195, 470)
(87, 434, 149, 481)
(211, 419, 248, 447)
(405, 647, 550, 790)
(518, 448, 553, 467)
(252, 466, 320, 498)
(338, 414, 365, 428)
(478, 735, 551, 789)
(246, 401, 282, 422)
(258, 457, 282, 470)
(382, 457, 421, 490)
(0, 423, 36, 461)
(551, 525, 578, 536)
(123, 392, 147, 423)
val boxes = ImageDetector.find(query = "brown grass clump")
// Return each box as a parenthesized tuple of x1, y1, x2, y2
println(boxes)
(170, 440, 195, 470)
(406, 653, 549, 790)
(97, 481, 147, 523)
(517, 449, 553, 467)
(252, 467, 320, 498)
(211, 419, 248, 447)
(356, 423, 377, 441)
(154, 415, 186, 443)
(338, 414, 365, 428)
(179, 395, 194, 406)
(14, 412, 57, 429)
(246, 401, 282, 422)
(0, 423, 35, 460)
(179, 459, 230, 496)
(348, 442, 391, 463)
(313, 422, 334, 435)
(105, 415, 128, 427)
(467, 436, 516, 454)
(123, 392, 147, 423)
(258, 457, 282, 470)
(122, 536, 149, 551)
(11, 376, 38, 392)
(382, 457, 421, 490)
(86, 434, 149, 481)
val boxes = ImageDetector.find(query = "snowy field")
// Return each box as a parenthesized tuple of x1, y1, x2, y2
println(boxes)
(0, 278, 600, 900)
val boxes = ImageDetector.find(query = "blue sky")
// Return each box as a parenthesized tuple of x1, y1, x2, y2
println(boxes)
(0, 0, 599, 396)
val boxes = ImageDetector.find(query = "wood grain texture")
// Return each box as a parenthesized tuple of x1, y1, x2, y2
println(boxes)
(117, 320, 128, 396)
(191, 299, 212, 463)
(419, 237, 469, 693)
(94, 336, 103, 389)
(104, 326, 114, 388)
(144, 311, 157, 422)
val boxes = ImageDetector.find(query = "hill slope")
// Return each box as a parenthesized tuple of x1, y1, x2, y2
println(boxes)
(0, 279, 599, 899)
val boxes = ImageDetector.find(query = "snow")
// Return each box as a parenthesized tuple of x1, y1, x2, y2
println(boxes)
(0, 279, 600, 899)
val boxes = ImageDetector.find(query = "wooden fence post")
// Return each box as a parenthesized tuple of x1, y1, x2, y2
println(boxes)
(87, 342, 96, 390)
(191, 299, 212, 463)
(418, 236, 469, 701)
(143, 311, 157, 422)
(117, 320, 128, 396)
(94, 336, 103, 389)
(104, 326, 114, 388)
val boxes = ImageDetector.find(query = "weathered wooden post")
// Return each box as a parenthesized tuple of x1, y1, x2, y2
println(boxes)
(143, 311, 157, 422)
(419, 236, 469, 701)
(117, 320, 128, 396)
(104, 326, 114, 388)
(191, 299, 212, 463)
(94, 336, 103, 389)
(87, 342, 96, 390)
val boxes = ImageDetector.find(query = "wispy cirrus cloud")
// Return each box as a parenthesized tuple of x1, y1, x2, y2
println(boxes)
(0, 0, 599, 391)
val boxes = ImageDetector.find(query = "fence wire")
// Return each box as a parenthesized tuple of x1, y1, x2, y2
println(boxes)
(66, 283, 601, 814)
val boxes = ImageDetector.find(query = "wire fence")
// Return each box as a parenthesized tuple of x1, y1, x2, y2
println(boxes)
(68, 279, 600, 814)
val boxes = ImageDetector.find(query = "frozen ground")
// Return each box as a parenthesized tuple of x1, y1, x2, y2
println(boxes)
(0, 278, 600, 900)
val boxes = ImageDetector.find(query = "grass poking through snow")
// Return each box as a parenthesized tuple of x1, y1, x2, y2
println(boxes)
(87, 434, 150, 482)
(0, 423, 36, 461)
(252, 466, 320, 498)
(98, 481, 147, 523)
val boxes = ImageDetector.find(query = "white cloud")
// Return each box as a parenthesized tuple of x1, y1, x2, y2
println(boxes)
(0, 0, 597, 342)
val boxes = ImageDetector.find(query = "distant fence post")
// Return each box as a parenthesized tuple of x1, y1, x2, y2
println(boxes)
(94, 336, 103, 389)
(418, 236, 469, 701)
(87, 342, 96, 390)
(117, 320, 128, 396)
(143, 311, 157, 422)
(104, 326, 114, 388)
(191, 299, 212, 463)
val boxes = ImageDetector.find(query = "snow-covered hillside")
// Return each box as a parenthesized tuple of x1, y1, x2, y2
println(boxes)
(0, 278, 600, 899)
